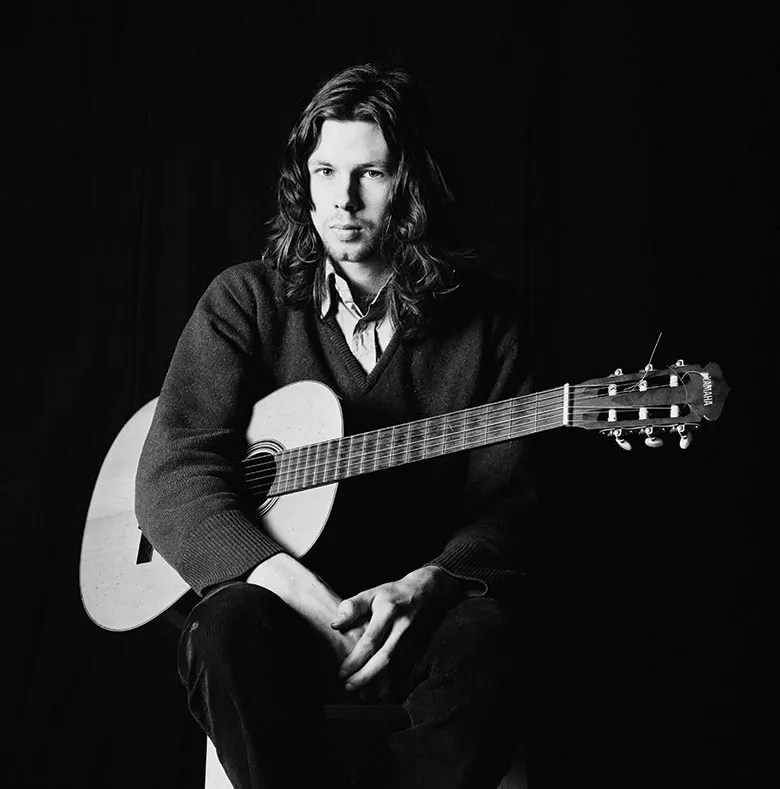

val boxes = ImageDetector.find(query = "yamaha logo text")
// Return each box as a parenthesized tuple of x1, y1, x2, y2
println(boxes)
(702, 372, 714, 407)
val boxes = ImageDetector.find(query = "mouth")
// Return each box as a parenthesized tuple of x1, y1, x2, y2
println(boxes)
(330, 225, 363, 241)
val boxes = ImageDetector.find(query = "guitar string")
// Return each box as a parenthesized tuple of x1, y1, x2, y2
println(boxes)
(240, 384, 689, 489)
(238, 406, 648, 496)
(239, 389, 570, 484)
(240, 379, 686, 481)
(239, 388, 689, 493)
(239, 412, 563, 494)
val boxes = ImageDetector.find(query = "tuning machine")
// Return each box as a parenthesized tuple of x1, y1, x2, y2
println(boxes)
(605, 428, 632, 451)
(676, 424, 694, 449)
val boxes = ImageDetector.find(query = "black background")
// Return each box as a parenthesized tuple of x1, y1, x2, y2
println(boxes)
(5, 2, 771, 787)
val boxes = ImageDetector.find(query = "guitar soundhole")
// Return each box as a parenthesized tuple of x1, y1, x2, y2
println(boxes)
(242, 441, 283, 517)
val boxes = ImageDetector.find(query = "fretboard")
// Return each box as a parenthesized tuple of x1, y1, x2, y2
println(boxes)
(267, 385, 568, 497)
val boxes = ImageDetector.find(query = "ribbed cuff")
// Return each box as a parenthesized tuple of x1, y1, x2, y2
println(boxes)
(427, 538, 520, 599)
(179, 509, 285, 595)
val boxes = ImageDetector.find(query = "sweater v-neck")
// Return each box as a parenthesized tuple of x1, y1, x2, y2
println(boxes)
(319, 313, 401, 394)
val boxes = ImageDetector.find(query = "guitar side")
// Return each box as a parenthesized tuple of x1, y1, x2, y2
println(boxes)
(79, 381, 343, 632)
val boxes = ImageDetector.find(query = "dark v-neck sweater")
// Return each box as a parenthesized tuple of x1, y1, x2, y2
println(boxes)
(135, 259, 537, 599)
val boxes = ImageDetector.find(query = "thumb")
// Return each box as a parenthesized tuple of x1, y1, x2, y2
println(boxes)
(331, 594, 368, 630)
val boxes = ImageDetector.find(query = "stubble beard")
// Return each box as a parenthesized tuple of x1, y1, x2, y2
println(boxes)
(325, 235, 380, 264)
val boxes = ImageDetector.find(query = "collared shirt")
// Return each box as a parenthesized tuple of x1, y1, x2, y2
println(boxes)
(319, 258, 396, 374)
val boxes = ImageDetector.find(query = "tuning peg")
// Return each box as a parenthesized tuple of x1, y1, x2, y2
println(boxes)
(609, 429, 632, 450)
(643, 427, 664, 448)
(677, 425, 693, 449)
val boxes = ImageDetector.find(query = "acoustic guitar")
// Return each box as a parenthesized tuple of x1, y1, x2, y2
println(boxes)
(80, 360, 728, 631)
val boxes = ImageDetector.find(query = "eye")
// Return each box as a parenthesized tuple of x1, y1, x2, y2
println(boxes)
(314, 167, 334, 177)
(362, 170, 386, 180)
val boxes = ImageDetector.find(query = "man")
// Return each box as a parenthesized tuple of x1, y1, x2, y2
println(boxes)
(136, 63, 536, 788)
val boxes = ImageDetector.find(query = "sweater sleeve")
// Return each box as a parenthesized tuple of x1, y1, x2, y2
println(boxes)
(135, 265, 285, 595)
(425, 301, 538, 599)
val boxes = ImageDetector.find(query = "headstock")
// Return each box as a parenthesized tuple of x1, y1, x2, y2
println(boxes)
(570, 360, 729, 450)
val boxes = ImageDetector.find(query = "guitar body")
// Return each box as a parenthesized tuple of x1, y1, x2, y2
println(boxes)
(79, 380, 342, 631)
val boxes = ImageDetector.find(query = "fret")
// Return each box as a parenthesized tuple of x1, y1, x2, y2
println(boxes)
(374, 427, 390, 471)
(408, 420, 426, 463)
(339, 438, 348, 476)
(303, 444, 314, 488)
(387, 426, 398, 469)
(441, 413, 452, 453)
(441, 414, 453, 454)
(404, 423, 412, 465)
(344, 434, 355, 477)
(376, 429, 387, 470)
(312, 442, 322, 486)
(386, 425, 397, 469)
(281, 449, 294, 494)
(322, 440, 332, 484)
(343, 436, 355, 477)
(357, 432, 366, 476)
(434, 415, 447, 455)
(313, 441, 322, 486)
(268, 450, 284, 496)
(486, 403, 500, 442)
(306, 443, 315, 487)
(431, 416, 447, 456)
(488, 401, 511, 443)
(322, 439, 335, 484)
(456, 413, 465, 449)
(332, 438, 342, 478)
(335, 438, 344, 478)
(277, 447, 291, 494)
(292, 446, 303, 491)
(465, 406, 487, 450)
(423, 416, 439, 457)
(363, 430, 378, 472)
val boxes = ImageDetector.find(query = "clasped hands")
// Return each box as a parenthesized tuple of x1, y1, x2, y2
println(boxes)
(329, 565, 461, 699)
(247, 554, 462, 701)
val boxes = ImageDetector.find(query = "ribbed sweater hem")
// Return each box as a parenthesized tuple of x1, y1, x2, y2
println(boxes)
(178, 510, 285, 595)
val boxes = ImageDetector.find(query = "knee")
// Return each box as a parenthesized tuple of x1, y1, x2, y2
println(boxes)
(177, 582, 288, 679)
(430, 597, 523, 690)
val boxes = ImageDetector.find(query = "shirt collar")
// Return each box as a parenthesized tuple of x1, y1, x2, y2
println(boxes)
(319, 258, 392, 320)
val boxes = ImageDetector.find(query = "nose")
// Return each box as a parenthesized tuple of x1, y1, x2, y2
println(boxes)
(333, 173, 362, 213)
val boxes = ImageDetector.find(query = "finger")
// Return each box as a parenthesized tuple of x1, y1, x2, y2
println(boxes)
(344, 617, 410, 690)
(350, 666, 391, 703)
(330, 593, 370, 631)
(338, 599, 396, 679)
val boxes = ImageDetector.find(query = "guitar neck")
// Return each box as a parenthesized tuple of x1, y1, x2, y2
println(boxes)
(268, 385, 568, 497)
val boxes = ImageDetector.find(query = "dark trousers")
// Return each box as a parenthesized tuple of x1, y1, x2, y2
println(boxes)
(177, 582, 523, 789)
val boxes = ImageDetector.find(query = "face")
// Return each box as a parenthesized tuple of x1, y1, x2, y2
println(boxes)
(307, 119, 395, 267)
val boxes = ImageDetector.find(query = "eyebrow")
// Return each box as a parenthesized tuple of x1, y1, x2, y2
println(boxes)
(307, 158, 393, 169)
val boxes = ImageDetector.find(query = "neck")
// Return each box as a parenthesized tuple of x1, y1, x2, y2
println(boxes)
(331, 257, 392, 305)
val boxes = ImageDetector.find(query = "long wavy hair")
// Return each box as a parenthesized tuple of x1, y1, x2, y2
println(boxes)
(262, 63, 463, 334)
